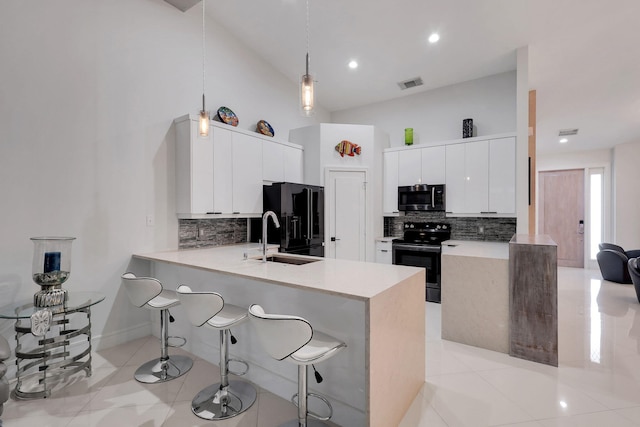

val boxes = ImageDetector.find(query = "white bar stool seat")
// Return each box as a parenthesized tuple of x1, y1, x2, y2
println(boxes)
(176, 285, 257, 420)
(121, 273, 193, 383)
(248, 304, 346, 427)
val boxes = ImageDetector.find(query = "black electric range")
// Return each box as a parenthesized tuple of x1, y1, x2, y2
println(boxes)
(392, 222, 451, 303)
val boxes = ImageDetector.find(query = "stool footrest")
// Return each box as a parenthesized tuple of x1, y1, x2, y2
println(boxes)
(291, 392, 333, 421)
(227, 358, 249, 376)
(167, 336, 187, 348)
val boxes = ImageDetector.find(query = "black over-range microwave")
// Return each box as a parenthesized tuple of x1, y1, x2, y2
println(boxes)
(398, 184, 445, 211)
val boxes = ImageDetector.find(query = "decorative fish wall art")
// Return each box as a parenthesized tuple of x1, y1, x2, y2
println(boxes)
(335, 140, 362, 157)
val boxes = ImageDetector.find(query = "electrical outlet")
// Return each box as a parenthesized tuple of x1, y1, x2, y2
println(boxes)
(146, 215, 154, 227)
(478, 225, 484, 234)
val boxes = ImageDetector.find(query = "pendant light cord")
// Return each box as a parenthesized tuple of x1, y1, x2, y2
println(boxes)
(202, 0, 206, 110)
(305, 0, 310, 74)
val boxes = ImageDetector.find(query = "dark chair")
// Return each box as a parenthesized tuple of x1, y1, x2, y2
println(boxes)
(596, 243, 640, 284)
(628, 258, 640, 303)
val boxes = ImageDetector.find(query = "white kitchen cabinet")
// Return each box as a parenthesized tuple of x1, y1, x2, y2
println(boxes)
(421, 145, 446, 184)
(262, 140, 303, 184)
(212, 126, 233, 213)
(383, 151, 400, 215)
(283, 144, 303, 183)
(375, 239, 393, 264)
(489, 137, 516, 213)
(445, 144, 466, 214)
(464, 140, 489, 213)
(445, 137, 514, 215)
(175, 115, 281, 218)
(262, 140, 284, 182)
(397, 149, 422, 186)
(176, 118, 215, 215)
(446, 141, 489, 214)
(231, 132, 263, 214)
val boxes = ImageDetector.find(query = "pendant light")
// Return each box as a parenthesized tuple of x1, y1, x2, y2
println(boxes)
(198, 0, 209, 137)
(300, 0, 314, 116)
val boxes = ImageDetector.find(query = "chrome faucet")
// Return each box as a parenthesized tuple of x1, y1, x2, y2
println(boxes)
(262, 210, 280, 262)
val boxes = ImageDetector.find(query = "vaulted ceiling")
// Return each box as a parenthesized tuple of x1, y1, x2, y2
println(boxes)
(177, 0, 640, 155)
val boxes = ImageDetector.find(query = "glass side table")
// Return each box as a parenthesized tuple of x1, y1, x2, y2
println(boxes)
(0, 291, 105, 399)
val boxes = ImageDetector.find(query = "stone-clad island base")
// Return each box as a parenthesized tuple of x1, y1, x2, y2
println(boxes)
(132, 243, 425, 427)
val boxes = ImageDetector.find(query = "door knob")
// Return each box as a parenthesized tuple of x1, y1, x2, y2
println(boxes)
(331, 237, 340, 242)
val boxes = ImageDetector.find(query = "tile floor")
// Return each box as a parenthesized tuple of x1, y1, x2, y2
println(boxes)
(3, 267, 640, 426)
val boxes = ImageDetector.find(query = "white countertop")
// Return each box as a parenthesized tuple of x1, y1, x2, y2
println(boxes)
(133, 243, 423, 301)
(441, 239, 509, 260)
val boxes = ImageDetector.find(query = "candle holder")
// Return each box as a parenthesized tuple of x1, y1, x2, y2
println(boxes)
(31, 237, 75, 307)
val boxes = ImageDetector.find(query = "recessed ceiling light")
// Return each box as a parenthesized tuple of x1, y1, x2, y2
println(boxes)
(428, 33, 440, 44)
(348, 60, 358, 69)
(559, 138, 568, 143)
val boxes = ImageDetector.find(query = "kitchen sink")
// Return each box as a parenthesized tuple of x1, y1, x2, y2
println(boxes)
(261, 254, 320, 265)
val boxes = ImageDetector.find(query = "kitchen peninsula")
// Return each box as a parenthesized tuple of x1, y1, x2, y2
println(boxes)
(441, 240, 510, 353)
(132, 244, 425, 427)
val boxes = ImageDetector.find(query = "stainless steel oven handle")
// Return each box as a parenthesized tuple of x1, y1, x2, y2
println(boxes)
(392, 244, 441, 253)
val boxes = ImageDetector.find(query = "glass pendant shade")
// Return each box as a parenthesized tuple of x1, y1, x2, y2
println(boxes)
(199, 108, 209, 137)
(301, 73, 314, 116)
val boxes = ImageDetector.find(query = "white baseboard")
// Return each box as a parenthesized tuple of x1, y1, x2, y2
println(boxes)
(93, 321, 151, 351)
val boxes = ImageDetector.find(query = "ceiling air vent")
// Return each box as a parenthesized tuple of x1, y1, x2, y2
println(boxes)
(558, 128, 579, 136)
(398, 77, 423, 90)
(164, 0, 201, 12)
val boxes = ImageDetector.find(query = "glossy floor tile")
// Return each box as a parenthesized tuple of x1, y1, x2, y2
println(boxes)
(400, 267, 640, 427)
(4, 267, 640, 426)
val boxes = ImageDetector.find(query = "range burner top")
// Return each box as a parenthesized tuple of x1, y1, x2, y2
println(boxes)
(398, 221, 451, 245)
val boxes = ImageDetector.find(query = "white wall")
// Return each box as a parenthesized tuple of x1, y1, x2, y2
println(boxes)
(290, 124, 390, 262)
(516, 46, 530, 234)
(0, 0, 328, 353)
(612, 141, 640, 249)
(330, 71, 516, 147)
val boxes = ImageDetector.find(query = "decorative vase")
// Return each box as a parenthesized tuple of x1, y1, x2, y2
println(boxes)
(405, 128, 414, 145)
(31, 237, 75, 307)
(463, 119, 473, 138)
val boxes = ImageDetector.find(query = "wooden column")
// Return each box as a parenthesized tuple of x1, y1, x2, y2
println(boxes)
(509, 234, 558, 366)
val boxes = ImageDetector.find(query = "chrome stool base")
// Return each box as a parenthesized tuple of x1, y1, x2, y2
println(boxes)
(134, 355, 193, 384)
(191, 380, 257, 420)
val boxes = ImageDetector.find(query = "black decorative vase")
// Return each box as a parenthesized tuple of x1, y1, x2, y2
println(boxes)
(463, 118, 473, 138)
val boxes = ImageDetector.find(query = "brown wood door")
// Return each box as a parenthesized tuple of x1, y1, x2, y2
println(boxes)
(539, 169, 584, 267)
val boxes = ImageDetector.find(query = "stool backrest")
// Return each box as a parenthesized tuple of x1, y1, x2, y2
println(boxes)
(121, 273, 162, 307)
(176, 285, 224, 327)
(248, 304, 313, 361)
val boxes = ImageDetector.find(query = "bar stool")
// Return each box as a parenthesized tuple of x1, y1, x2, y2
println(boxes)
(121, 273, 193, 383)
(248, 304, 346, 427)
(176, 285, 257, 420)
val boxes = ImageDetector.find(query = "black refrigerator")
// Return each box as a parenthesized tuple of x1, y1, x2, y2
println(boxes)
(262, 182, 325, 257)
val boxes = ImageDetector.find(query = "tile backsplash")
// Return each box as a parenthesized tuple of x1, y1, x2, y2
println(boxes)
(179, 219, 248, 249)
(384, 212, 516, 242)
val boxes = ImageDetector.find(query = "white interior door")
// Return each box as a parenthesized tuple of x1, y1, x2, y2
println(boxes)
(326, 170, 366, 261)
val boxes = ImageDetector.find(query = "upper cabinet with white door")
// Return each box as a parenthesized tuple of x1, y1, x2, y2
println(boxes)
(262, 138, 303, 184)
(445, 136, 515, 215)
(396, 145, 446, 186)
(383, 151, 399, 215)
(175, 115, 303, 218)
